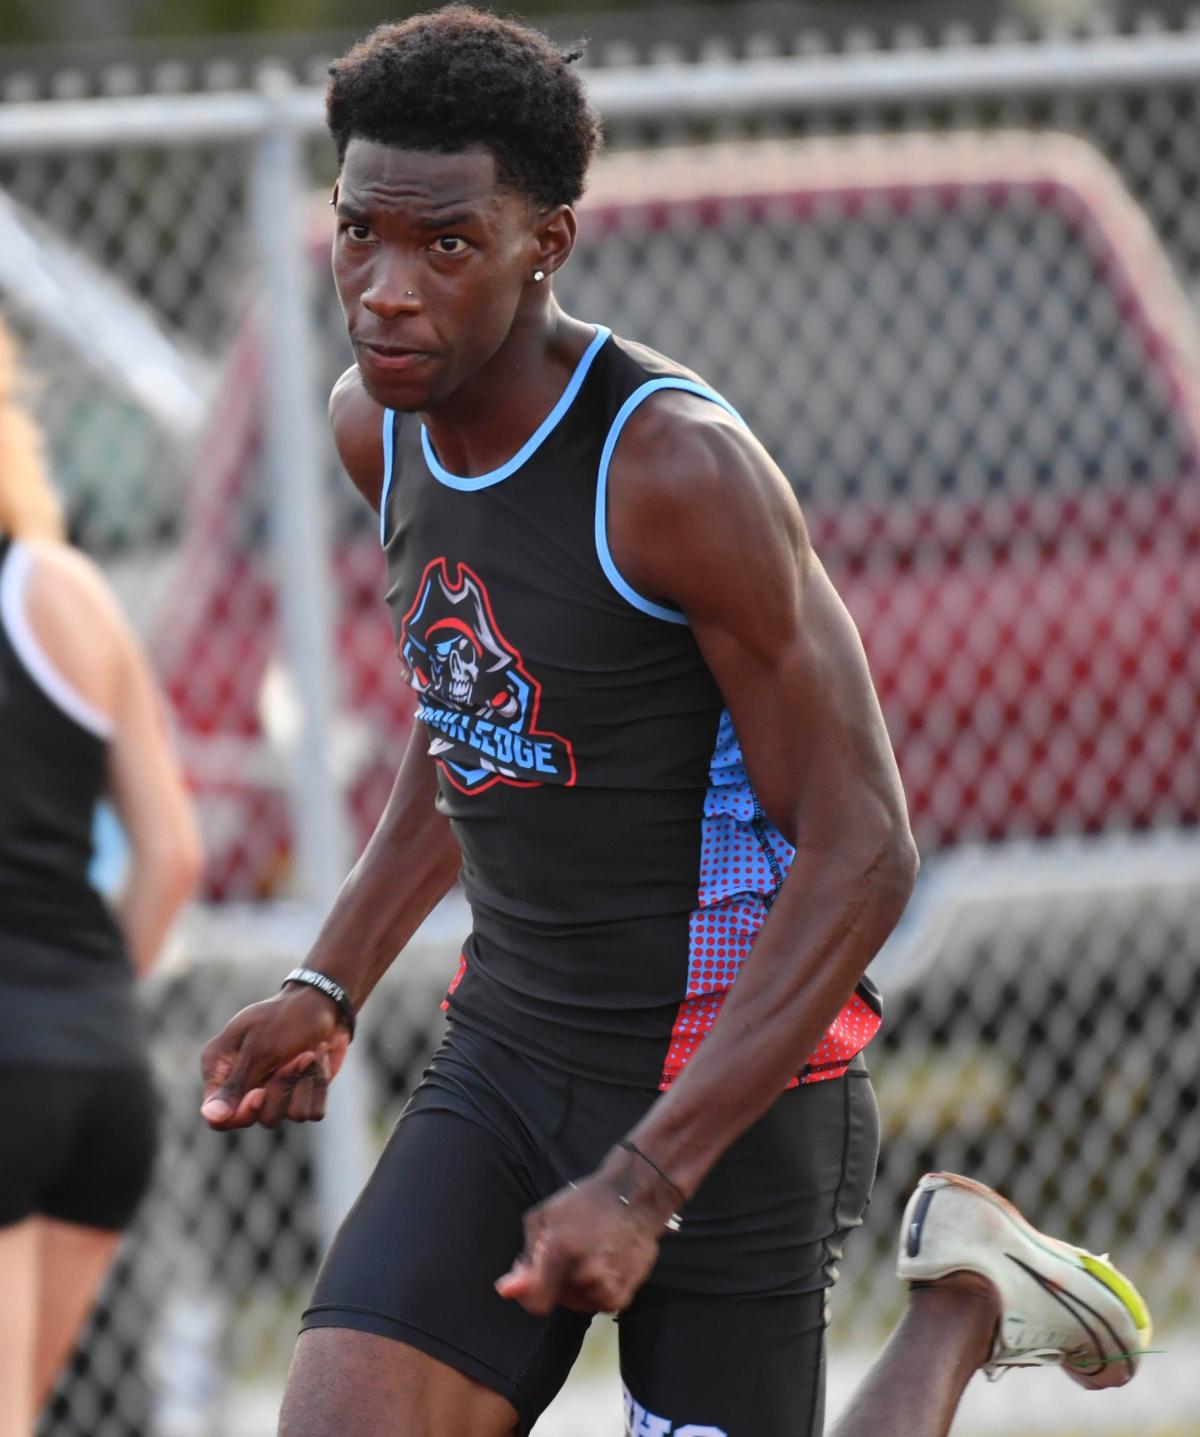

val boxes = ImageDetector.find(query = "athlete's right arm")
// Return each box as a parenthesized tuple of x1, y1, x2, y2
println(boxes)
(299, 722, 461, 1012)
(201, 375, 461, 1131)
(201, 723, 460, 1130)
(329, 363, 387, 510)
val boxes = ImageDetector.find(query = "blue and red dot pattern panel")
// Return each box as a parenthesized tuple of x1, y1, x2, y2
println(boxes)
(661, 712, 881, 1089)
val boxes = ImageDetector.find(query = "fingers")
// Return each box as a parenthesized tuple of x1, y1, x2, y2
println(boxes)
(256, 1074, 297, 1130)
(219, 1087, 268, 1129)
(495, 1216, 577, 1317)
(553, 1247, 640, 1315)
(284, 1046, 331, 1123)
(496, 1250, 632, 1316)
(494, 1261, 533, 1301)
(251, 1053, 330, 1129)
(496, 1180, 664, 1316)
(495, 1257, 565, 1316)
(256, 1039, 339, 1118)
(200, 1068, 243, 1127)
(199, 1039, 236, 1123)
(278, 1061, 329, 1127)
(200, 997, 340, 1131)
(309, 1067, 330, 1121)
(201, 1041, 272, 1127)
(282, 1067, 319, 1124)
(200, 1010, 277, 1127)
(324, 1030, 351, 1084)
(305, 1044, 334, 1121)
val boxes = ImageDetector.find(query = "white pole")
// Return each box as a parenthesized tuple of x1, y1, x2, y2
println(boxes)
(587, 29, 1200, 116)
(249, 68, 372, 1247)
(4, 29, 1200, 151)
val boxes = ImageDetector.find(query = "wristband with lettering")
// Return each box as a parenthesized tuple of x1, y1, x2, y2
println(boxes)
(282, 967, 356, 1038)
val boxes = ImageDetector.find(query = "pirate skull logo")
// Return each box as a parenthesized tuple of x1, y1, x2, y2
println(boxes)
(427, 624, 482, 708)
(402, 566, 521, 720)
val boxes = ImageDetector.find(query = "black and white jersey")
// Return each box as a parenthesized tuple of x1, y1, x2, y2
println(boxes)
(0, 534, 140, 1067)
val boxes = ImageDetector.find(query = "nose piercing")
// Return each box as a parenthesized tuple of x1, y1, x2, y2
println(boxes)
(405, 290, 415, 298)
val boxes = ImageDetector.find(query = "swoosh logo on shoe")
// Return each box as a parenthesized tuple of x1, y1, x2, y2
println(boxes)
(1004, 1253, 1133, 1382)
(906, 1186, 937, 1258)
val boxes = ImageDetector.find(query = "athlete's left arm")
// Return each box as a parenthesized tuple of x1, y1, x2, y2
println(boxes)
(498, 392, 917, 1316)
(611, 393, 918, 1187)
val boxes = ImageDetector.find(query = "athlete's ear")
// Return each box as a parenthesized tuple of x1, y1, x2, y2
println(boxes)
(532, 205, 577, 281)
(330, 179, 340, 209)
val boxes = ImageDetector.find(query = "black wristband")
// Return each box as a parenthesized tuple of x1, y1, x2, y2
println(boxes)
(282, 967, 356, 1038)
(617, 1138, 687, 1210)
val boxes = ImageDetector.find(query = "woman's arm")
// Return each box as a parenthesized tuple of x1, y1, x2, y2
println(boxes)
(24, 541, 203, 975)
(105, 622, 204, 975)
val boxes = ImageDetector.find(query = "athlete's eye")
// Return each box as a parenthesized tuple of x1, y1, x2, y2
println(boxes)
(433, 236, 469, 255)
(340, 223, 373, 243)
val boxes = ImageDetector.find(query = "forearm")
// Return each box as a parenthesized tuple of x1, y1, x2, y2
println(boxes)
(301, 797, 460, 1011)
(117, 847, 200, 977)
(624, 829, 917, 1201)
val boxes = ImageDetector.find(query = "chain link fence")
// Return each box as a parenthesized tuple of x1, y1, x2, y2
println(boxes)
(1, 22, 1197, 1436)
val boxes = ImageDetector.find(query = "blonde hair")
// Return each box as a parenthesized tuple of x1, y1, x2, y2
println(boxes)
(0, 317, 65, 541)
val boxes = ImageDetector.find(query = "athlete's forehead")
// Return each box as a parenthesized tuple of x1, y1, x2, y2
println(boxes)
(336, 139, 521, 226)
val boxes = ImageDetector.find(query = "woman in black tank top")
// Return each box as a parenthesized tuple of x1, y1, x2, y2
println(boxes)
(0, 318, 203, 1433)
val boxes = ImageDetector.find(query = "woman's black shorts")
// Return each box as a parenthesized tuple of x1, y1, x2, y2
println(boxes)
(0, 1062, 159, 1231)
(302, 1021, 880, 1437)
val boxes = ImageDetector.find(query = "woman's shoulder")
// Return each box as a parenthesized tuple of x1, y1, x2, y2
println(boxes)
(21, 539, 127, 634)
(17, 540, 131, 725)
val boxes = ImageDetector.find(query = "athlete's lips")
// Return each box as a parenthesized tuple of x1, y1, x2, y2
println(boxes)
(355, 341, 436, 373)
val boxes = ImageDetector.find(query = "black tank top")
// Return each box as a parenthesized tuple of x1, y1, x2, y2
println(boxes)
(0, 535, 140, 1068)
(381, 330, 881, 1089)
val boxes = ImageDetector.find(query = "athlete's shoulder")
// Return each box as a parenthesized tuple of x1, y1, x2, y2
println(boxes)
(612, 363, 785, 512)
(601, 332, 765, 489)
(606, 383, 810, 629)
(604, 332, 710, 392)
(604, 352, 804, 579)
(329, 364, 388, 511)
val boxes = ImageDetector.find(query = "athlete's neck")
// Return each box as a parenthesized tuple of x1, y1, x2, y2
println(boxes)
(421, 303, 596, 479)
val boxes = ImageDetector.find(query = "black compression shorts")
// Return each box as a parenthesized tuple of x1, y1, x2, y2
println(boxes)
(301, 1022, 879, 1436)
(0, 1062, 158, 1231)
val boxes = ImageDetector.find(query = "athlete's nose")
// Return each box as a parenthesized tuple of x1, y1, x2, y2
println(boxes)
(362, 256, 421, 319)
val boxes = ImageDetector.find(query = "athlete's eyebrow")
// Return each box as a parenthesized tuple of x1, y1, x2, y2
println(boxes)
(334, 197, 483, 229)
(409, 209, 482, 231)
(334, 198, 373, 222)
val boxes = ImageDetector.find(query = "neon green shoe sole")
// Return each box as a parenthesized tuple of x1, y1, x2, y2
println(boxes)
(897, 1171, 1153, 1389)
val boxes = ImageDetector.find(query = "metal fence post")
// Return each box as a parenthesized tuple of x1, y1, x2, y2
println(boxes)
(249, 69, 372, 1246)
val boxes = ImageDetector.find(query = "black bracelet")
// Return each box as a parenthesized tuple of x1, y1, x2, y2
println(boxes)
(617, 1138, 687, 1209)
(282, 967, 356, 1038)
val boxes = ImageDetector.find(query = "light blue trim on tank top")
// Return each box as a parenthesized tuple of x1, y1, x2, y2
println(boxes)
(379, 407, 396, 544)
(594, 378, 745, 623)
(418, 325, 613, 493)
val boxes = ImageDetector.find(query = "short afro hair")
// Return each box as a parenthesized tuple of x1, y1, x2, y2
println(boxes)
(326, 6, 602, 210)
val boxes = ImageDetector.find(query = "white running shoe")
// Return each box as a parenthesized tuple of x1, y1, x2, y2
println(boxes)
(896, 1172, 1152, 1389)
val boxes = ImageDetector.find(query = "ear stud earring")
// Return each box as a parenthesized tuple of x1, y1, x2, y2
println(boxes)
(533, 269, 546, 282)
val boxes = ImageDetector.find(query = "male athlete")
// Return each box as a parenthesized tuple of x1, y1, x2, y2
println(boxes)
(201, 9, 1151, 1435)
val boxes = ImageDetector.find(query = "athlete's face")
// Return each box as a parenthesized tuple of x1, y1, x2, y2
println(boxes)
(332, 140, 541, 411)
